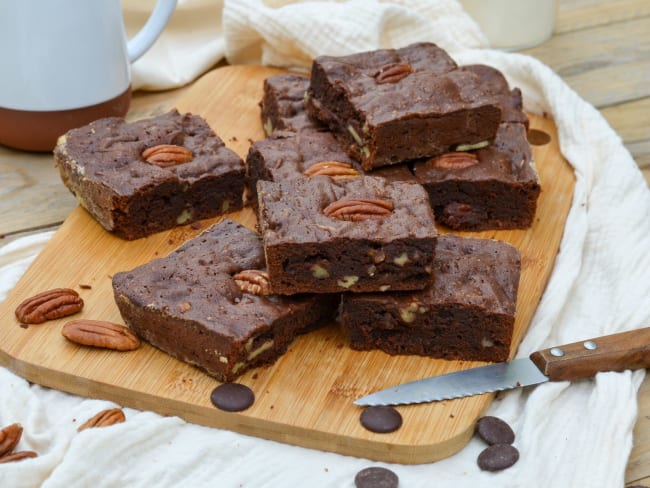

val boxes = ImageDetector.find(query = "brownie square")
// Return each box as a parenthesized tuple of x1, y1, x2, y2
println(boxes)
(305, 42, 502, 170)
(340, 234, 521, 362)
(248, 74, 416, 206)
(459, 64, 529, 128)
(54, 109, 245, 240)
(112, 219, 338, 382)
(412, 122, 541, 230)
(246, 127, 416, 207)
(257, 176, 437, 295)
(260, 73, 317, 134)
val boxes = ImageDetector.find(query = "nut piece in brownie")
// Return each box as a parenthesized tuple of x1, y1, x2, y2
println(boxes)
(257, 176, 437, 295)
(340, 234, 521, 362)
(412, 122, 540, 230)
(112, 219, 338, 382)
(305, 42, 502, 170)
(54, 109, 245, 240)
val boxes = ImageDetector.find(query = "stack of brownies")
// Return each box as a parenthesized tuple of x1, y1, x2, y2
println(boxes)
(58, 42, 539, 382)
(250, 42, 534, 366)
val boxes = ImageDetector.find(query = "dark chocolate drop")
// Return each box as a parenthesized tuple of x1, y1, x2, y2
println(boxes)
(477, 443, 520, 471)
(354, 466, 399, 488)
(359, 406, 402, 433)
(475, 416, 515, 445)
(526, 128, 551, 145)
(210, 383, 255, 412)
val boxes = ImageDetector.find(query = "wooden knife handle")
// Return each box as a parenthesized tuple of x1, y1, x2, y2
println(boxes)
(529, 327, 650, 382)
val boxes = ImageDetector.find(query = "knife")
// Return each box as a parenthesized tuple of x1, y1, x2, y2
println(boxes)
(354, 327, 650, 406)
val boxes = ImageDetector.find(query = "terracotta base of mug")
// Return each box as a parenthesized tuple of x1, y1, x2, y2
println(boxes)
(0, 88, 132, 153)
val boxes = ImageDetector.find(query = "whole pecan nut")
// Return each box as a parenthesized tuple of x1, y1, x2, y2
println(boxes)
(0, 423, 22, 458)
(374, 63, 413, 84)
(77, 408, 126, 432)
(233, 270, 271, 295)
(303, 161, 361, 179)
(142, 144, 193, 167)
(0, 451, 38, 464)
(15, 288, 84, 324)
(429, 152, 480, 170)
(62, 319, 140, 351)
(323, 198, 394, 221)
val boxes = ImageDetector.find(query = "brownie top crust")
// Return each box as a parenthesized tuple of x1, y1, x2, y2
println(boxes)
(258, 176, 437, 244)
(250, 127, 415, 182)
(310, 43, 506, 125)
(459, 64, 529, 127)
(112, 219, 317, 342)
(413, 123, 537, 183)
(55, 109, 243, 195)
(432, 235, 520, 314)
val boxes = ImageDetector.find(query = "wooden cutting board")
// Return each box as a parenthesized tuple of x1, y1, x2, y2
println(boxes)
(0, 66, 574, 464)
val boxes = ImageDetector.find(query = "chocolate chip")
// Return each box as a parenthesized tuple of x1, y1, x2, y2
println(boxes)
(359, 406, 402, 433)
(354, 467, 399, 488)
(475, 416, 515, 445)
(477, 443, 519, 471)
(526, 128, 551, 145)
(210, 383, 255, 412)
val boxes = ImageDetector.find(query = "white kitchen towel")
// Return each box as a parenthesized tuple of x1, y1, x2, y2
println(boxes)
(2, 1, 650, 487)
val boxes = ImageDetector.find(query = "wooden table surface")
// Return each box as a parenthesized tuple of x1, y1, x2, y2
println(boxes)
(0, 0, 648, 484)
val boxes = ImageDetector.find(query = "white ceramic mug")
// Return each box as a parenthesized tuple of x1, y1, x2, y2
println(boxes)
(0, 0, 177, 152)
(460, 0, 557, 51)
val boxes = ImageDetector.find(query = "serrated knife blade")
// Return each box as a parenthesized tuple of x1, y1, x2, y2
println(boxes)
(354, 327, 650, 407)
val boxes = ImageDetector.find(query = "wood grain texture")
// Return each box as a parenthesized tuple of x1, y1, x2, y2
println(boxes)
(522, 2, 650, 190)
(556, 0, 650, 33)
(0, 65, 574, 463)
(522, 16, 650, 108)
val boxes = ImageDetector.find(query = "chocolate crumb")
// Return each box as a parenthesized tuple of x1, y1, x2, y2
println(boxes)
(79, 284, 92, 290)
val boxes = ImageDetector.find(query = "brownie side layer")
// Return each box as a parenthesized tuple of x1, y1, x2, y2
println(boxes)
(459, 64, 529, 128)
(340, 235, 521, 362)
(54, 109, 245, 240)
(305, 42, 502, 170)
(112, 220, 339, 382)
(260, 73, 318, 134)
(412, 122, 541, 230)
(257, 176, 437, 295)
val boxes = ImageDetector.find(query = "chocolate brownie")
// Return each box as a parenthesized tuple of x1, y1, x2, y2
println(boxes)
(112, 219, 338, 382)
(260, 73, 317, 134)
(340, 234, 521, 362)
(248, 74, 416, 206)
(412, 122, 540, 230)
(246, 128, 416, 207)
(460, 64, 529, 128)
(257, 176, 437, 295)
(305, 42, 502, 170)
(54, 109, 245, 240)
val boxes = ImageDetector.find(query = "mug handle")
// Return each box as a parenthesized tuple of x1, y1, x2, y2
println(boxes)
(127, 0, 178, 63)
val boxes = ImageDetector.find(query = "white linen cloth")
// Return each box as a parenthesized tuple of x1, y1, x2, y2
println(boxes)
(2, 1, 650, 486)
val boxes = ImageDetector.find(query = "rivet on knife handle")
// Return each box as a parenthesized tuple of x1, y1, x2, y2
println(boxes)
(529, 327, 650, 382)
